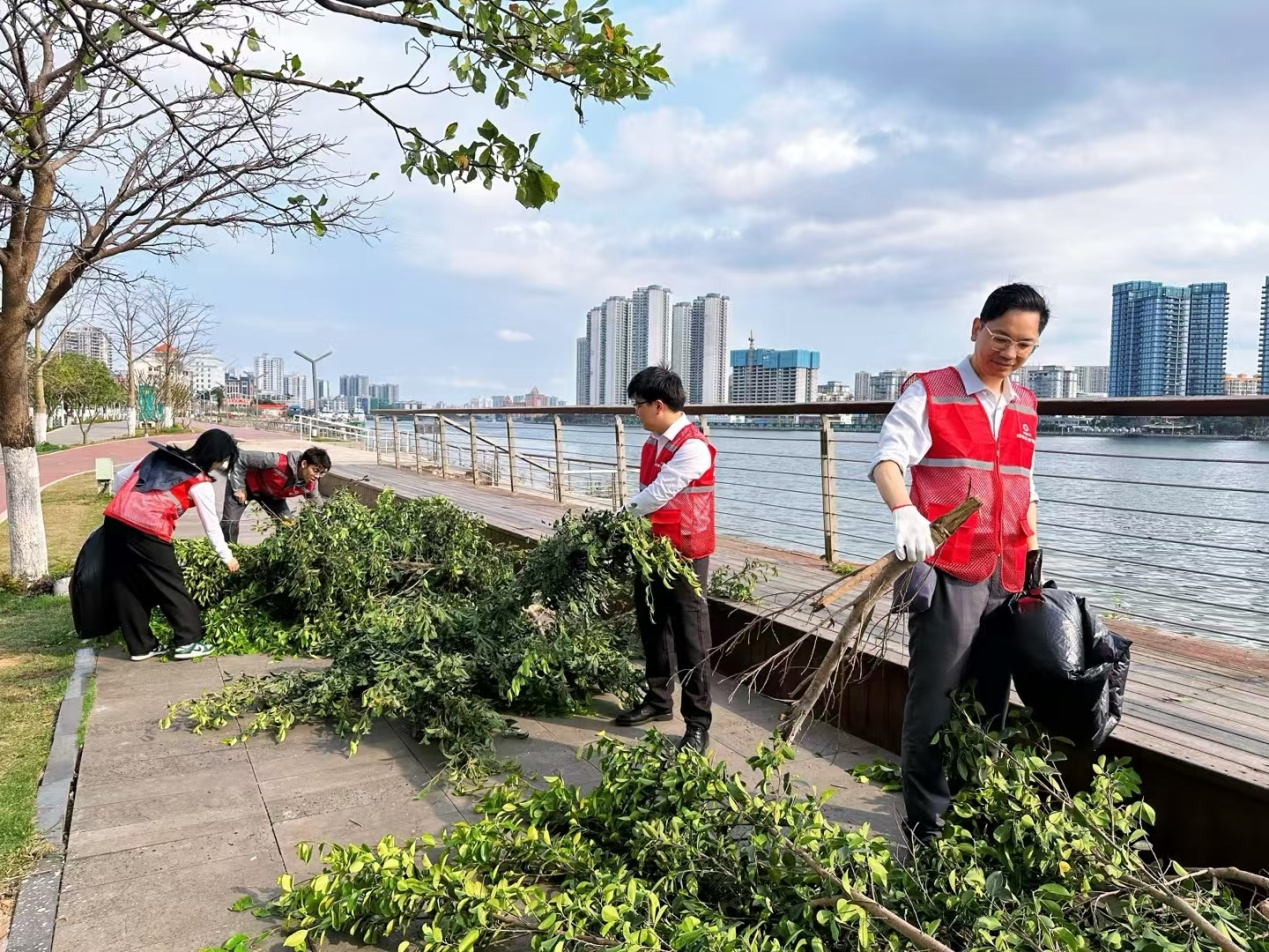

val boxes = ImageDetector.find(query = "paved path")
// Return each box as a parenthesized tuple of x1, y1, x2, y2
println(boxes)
(57, 649, 899, 952)
(43, 421, 132, 446)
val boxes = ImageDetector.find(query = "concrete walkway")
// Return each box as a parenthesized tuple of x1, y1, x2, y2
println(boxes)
(57, 652, 900, 952)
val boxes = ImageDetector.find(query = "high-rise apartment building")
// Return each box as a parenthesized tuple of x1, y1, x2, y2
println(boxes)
(600, 295, 632, 405)
(586, 307, 603, 405)
(630, 285, 672, 370)
(186, 354, 225, 396)
(1185, 282, 1229, 396)
(671, 302, 692, 382)
(317, 380, 331, 400)
(1260, 278, 1269, 395)
(853, 371, 874, 401)
(1021, 365, 1078, 399)
(1225, 374, 1261, 396)
(872, 370, 909, 401)
(728, 339, 820, 404)
(283, 373, 308, 404)
(55, 325, 113, 368)
(369, 383, 400, 405)
(688, 293, 729, 405)
(575, 337, 590, 406)
(254, 354, 285, 397)
(817, 380, 851, 401)
(1075, 365, 1110, 396)
(340, 374, 370, 399)
(1109, 282, 1190, 397)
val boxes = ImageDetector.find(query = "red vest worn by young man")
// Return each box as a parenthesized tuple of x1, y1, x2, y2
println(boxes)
(637, 422, 717, 559)
(907, 365, 1037, 592)
(104, 460, 210, 543)
(244, 453, 313, 500)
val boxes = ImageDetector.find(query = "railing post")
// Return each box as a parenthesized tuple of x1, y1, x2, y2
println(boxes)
(819, 415, 838, 564)
(469, 416, 479, 485)
(699, 415, 711, 438)
(412, 414, 422, 474)
(506, 416, 517, 494)
(373, 415, 382, 466)
(391, 415, 401, 469)
(613, 415, 627, 510)
(437, 415, 449, 479)
(553, 414, 565, 503)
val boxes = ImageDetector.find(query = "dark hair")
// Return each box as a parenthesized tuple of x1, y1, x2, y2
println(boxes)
(627, 366, 687, 412)
(980, 283, 1050, 333)
(301, 447, 332, 472)
(177, 428, 239, 475)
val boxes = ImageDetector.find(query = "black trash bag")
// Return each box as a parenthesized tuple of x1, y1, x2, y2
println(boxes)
(989, 551, 1131, 749)
(71, 525, 118, 640)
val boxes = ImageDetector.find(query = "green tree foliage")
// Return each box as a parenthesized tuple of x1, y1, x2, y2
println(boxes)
(41, 353, 125, 443)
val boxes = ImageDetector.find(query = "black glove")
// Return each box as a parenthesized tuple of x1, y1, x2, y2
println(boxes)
(1024, 548, 1043, 592)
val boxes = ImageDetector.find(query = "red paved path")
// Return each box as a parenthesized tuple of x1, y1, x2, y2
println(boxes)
(0, 424, 283, 520)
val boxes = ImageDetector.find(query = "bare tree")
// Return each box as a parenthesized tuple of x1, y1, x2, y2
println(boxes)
(143, 281, 215, 427)
(98, 278, 160, 437)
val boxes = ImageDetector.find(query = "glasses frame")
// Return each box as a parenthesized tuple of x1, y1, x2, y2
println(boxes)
(982, 326, 1040, 356)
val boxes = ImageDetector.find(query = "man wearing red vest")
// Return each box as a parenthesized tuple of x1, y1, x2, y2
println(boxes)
(221, 447, 331, 543)
(615, 367, 717, 755)
(870, 283, 1048, 845)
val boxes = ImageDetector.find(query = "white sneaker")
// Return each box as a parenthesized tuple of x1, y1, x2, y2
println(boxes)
(130, 647, 165, 662)
(172, 641, 214, 660)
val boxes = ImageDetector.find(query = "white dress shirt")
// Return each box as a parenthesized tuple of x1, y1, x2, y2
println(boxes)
(869, 357, 1039, 502)
(627, 416, 712, 516)
(113, 459, 235, 564)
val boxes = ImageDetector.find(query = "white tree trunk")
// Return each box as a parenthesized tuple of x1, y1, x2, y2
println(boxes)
(3, 445, 49, 579)
(126, 406, 137, 437)
(162, 405, 173, 428)
(34, 410, 48, 445)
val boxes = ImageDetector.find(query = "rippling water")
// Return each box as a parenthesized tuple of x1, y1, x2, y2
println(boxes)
(389, 419, 1269, 650)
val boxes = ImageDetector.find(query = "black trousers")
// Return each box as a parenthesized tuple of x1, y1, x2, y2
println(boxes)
(634, 557, 712, 729)
(103, 517, 205, 654)
(902, 566, 1011, 835)
(220, 490, 290, 543)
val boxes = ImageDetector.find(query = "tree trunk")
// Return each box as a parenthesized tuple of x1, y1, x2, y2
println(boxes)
(32, 323, 48, 445)
(126, 349, 137, 436)
(0, 309, 49, 579)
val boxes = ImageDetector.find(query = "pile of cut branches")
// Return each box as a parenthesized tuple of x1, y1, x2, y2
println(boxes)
(205, 704, 1269, 952)
(163, 491, 695, 778)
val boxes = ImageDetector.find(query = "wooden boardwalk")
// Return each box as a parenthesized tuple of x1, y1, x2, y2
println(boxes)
(327, 461, 1269, 868)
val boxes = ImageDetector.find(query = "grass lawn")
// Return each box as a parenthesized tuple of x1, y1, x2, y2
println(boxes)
(0, 593, 80, 928)
(0, 473, 105, 577)
(0, 472, 103, 936)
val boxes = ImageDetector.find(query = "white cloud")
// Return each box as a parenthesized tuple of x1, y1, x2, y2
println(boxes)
(497, 329, 533, 342)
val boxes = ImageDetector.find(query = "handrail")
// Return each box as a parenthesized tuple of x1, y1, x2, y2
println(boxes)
(370, 395, 1269, 419)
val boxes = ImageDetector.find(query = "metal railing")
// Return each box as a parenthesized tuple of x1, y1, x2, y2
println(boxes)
(354, 398, 1269, 652)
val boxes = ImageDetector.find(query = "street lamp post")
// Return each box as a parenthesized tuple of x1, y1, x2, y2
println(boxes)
(294, 349, 332, 417)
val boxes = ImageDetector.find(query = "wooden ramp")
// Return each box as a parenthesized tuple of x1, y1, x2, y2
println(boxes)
(326, 463, 1269, 871)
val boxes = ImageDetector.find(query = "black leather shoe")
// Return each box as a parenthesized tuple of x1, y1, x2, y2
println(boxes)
(614, 702, 673, 727)
(677, 726, 709, 755)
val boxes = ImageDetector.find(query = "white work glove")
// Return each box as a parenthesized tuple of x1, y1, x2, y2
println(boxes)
(892, 505, 936, 563)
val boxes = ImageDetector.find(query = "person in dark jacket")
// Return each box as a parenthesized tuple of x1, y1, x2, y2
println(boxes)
(104, 428, 240, 661)
(220, 446, 330, 543)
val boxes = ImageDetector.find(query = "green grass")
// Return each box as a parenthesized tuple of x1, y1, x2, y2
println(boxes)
(77, 676, 97, 749)
(0, 592, 78, 911)
(0, 473, 105, 578)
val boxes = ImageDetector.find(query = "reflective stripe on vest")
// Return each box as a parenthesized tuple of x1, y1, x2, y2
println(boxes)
(907, 365, 1037, 592)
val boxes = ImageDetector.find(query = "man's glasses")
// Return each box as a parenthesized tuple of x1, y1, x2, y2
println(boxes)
(983, 327, 1039, 356)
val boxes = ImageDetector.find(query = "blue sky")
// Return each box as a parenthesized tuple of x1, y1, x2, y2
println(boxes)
(154, 0, 1269, 402)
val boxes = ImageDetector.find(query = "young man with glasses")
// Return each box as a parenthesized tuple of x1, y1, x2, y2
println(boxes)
(616, 366, 716, 755)
(869, 283, 1048, 845)
(221, 446, 331, 543)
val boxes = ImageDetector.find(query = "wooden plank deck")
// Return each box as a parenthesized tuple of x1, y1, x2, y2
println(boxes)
(329, 461, 1269, 804)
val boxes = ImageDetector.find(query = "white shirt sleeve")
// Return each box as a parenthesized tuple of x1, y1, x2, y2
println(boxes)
(110, 459, 140, 494)
(869, 381, 931, 480)
(627, 439, 712, 516)
(189, 481, 234, 564)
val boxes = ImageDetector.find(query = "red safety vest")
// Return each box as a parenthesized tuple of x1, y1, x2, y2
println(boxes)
(907, 365, 1037, 592)
(104, 467, 210, 543)
(245, 453, 312, 500)
(638, 422, 717, 559)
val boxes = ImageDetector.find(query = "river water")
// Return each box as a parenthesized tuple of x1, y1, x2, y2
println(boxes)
(384, 419, 1269, 650)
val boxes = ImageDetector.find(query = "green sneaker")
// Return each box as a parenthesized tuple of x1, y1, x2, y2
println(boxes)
(172, 641, 214, 660)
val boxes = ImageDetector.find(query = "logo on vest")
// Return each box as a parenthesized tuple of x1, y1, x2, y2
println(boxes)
(1019, 421, 1036, 444)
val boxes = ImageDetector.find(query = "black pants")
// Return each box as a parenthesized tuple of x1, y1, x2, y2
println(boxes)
(220, 490, 289, 543)
(902, 566, 1011, 835)
(634, 557, 712, 729)
(103, 517, 204, 655)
